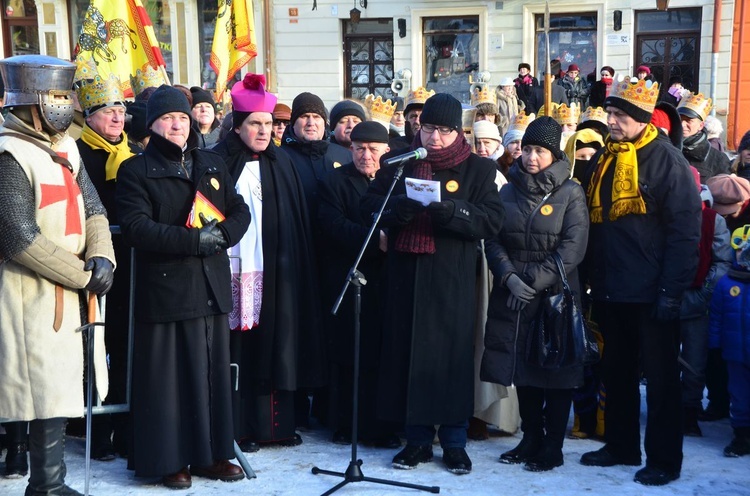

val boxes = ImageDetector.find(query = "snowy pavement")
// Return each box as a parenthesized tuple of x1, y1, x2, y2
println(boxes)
(2, 397, 748, 495)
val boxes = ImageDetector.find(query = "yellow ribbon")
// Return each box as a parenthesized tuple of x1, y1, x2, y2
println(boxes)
(80, 124, 134, 181)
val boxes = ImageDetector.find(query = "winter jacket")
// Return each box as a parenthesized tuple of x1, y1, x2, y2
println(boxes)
(514, 74, 539, 110)
(495, 89, 522, 137)
(682, 130, 731, 183)
(588, 80, 613, 108)
(481, 157, 589, 389)
(192, 119, 221, 149)
(527, 84, 569, 116)
(583, 131, 702, 302)
(709, 267, 750, 365)
(557, 74, 590, 108)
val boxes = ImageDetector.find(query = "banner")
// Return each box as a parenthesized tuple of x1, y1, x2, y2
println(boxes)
(74, 0, 169, 96)
(210, 0, 258, 98)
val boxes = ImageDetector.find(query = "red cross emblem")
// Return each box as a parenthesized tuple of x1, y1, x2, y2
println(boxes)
(39, 162, 82, 236)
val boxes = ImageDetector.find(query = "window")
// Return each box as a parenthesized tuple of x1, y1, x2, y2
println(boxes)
(2, 0, 39, 57)
(534, 12, 597, 80)
(423, 16, 479, 103)
(344, 19, 394, 100)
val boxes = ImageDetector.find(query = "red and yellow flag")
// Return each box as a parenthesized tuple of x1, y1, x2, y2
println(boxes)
(74, 0, 169, 97)
(210, 0, 258, 98)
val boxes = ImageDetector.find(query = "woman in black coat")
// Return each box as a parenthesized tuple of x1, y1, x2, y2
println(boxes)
(480, 117, 589, 472)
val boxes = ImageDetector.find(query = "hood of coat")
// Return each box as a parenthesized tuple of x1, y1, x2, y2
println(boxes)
(508, 154, 571, 197)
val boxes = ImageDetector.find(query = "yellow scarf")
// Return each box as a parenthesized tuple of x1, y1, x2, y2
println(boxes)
(586, 123, 658, 223)
(80, 124, 134, 181)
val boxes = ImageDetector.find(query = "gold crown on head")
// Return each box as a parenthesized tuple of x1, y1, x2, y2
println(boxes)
(536, 102, 559, 118)
(130, 63, 167, 96)
(553, 103, 581, 126)
(677, 92, 713, 121)
(405, 87, 435, 109)
(508, 111, 535, 133)
(75, 73, 125, 114)
(608, 77, 659, 114)
(364, 94, 397, 126)
(580, 106, 608, 125)
(470, 83, 496, 106)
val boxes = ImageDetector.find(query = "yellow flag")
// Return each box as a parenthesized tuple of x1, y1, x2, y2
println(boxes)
(74, 0, 168, 97)
(211, 0, 258, 97)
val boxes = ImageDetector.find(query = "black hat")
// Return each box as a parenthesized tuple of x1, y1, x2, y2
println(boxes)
(739, 130, 750, 154)
(394, 97, 404, 112)
(146, 84, 192, 128)
(521, 116, 562, 159)
(190, 86, 215, 108)
(350, 121, 389, 144)
(291, 92, 327, 125)
(518, 62, 531, 72)
(126, 101, 149, 142)
(419, 93, 462, 131)
(329, 100, 366, 131)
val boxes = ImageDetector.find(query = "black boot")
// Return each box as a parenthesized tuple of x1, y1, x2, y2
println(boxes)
(25, 418, 83, 496)
(3, 421, 29, 478)
(724, 427, 750, 457)
(683, 407, 702, 437)
(89, 415, 115, 461)
(501, 386, 544, 464)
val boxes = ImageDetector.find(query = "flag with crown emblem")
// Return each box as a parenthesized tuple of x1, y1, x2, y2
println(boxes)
(210, 0, 258, 98)
(73, 0, 168, 97)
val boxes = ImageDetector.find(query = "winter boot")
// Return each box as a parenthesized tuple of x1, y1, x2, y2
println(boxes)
(467, 417, 489, 441)
(25, 418, 83, 496)
(683, 407, 702, 437)
(724, 427, 750, 457)
(3, 421, 29, 478)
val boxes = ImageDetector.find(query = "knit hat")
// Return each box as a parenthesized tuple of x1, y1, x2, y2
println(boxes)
(707, 174, 750, 216)
(273, 103, 291, 121)
(504, 129, 524, 147)
(329, 100, 366, 130)
(230, 73, 277, 113)
(604, 77, 659, 124)
(126, 100, 149, 142)
(739, 130, 750, 154)
(190, 86, 214, 108)
(291, 92, 327, 125)
(652, 101, 683, 149)
(651, 108, 671, 131)
(521, 116, 562, 159)
(473, 120, 501, 142)
(568, 64, 580, 72)
(146, 84, 192, 128)
(636, 65, 651, 76)
(350, 121, 389, 144)
(419, 93, 462, 130)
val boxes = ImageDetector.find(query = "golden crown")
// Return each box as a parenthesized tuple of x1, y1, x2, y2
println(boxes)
(608, 77, 659, 114)
(580, 106, 608, 125)
(536, 102, 559, 118)
(130, 63, 167, 96)
(364, 94, 397, 125)
(470, 83, 496, 106)
(405, 86, 435, 109)
(677, 92, 713, 121)
(554, 103, 581, 126)
(508, 111, 535, 133)
(75, 73, 125, 114)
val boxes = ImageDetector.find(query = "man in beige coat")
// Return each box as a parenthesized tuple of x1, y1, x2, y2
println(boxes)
(0, 55, 115, 496)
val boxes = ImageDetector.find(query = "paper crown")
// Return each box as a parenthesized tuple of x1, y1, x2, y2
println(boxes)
(553, 103, 581, 126)
(536, 102, 559, 118)
(469, 71, 496, 106)
(508, 111, 535, 133)
(580, 106, 608, 125)
(130, 63, 168, 96)
(75, 73, 125, 114)
(404, 86, 435, 110)
(677, 92, 713, 121)
(608, 77, 659, 115)
(364, 94, 397, 126)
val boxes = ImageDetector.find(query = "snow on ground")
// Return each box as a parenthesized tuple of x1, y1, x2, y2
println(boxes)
(2, 390, 749, 495)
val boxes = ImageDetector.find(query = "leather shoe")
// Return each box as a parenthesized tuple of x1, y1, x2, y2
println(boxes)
(634, 466, 680, 486)
(580, 446, 641, 467)
(442, 447, 472, 475)
(190, 460, 244, 482)
(499, 436, 541, 464)
(392, 444, 433, 469)
(276, 433, 303, 447)
(524, 447, 563, 472)
(238, 439, 260, 453)
(162, 467, 191, 489)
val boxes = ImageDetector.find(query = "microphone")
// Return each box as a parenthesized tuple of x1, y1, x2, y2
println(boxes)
(384, 147, 428, 166)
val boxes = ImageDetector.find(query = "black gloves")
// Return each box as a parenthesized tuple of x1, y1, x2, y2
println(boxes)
(84, 257, 114, 295)
(427, 200, 455, 225)
(395, 196, 426, 224)
(198, 213, 228, 256)
(653, 292, 682, 321)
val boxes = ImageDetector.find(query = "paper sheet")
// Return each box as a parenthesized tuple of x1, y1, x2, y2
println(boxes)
(405, 178, 441, 206)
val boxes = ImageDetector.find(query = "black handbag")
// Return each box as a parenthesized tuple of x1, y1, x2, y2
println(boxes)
(526, 252, 600, 369)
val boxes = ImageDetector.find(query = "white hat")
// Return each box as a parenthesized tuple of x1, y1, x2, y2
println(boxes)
(499, 77, 514, 87)
(473, 120, 501, 142)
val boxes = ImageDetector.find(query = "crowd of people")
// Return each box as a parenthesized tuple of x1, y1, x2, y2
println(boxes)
(0, 53, 748, 496)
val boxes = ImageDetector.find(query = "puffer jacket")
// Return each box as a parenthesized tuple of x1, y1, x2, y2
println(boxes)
(709, 267, 750, 365)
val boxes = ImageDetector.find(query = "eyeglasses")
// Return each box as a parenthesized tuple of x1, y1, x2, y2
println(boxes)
(421, 123, 455, 135)
(273, 120, 290, 126)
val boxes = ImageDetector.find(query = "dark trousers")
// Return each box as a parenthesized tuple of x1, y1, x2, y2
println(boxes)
(705, 348, 730, 412)
(679, 315, 709, 409)
(517, 386, 572, 451)
(405, 421, 468, 449)
(596, 301, 683, 473)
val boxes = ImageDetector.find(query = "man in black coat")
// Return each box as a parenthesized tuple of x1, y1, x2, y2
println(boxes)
(580, 78, 702, 486)
(677, 92, 730, 183)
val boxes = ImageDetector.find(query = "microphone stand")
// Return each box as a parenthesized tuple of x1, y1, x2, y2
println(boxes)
(311, 164, 440, 495)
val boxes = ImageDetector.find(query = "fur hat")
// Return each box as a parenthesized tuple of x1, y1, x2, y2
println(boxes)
(146, 84, 192, 128)
(419, 93, 462, 131)
(521, 116, 562, 159)
(291, 92, 327, 125)
(329, 100, 366, 130)
(350, 121, 389, 144)
(707, 174, 750, 216)
(518, 63, 531, 72)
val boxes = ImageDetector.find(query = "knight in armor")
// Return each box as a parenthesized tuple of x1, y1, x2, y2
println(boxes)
(0, 55, 116, 495)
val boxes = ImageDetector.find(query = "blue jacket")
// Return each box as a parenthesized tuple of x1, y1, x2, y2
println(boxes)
(709, 266, 750, 365)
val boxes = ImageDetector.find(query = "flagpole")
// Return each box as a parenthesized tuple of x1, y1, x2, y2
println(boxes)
(544, 1, 552, 114)
(159, 65, 171, 86)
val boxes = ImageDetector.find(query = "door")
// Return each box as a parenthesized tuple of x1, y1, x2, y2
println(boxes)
(2, 0, 39, 58)
(343, 19, 394, 100)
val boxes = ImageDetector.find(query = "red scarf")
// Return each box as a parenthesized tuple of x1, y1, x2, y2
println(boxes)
(395, 131, 472, 254)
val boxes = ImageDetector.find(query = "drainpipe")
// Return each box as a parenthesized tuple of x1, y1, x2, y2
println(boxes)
(262, 0, 274, 91)
(709, 0, 722, 117)
(732, 0, 747, 148)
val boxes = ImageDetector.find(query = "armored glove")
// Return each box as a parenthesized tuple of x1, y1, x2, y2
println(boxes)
(653, 292, 682, 321)
(84, 257, 114, 295)
(507, 293, 528, 312)
(427, 200, 455, 225)
(395, 196, 426, 224)
(198, 213, 228, 256)
(506, 273, 536, 302)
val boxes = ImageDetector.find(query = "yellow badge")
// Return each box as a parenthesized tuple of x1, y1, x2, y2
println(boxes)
(210, 178, 220, 190)
(541, 205, 554, 216)
(730, 286, 741, 297)
(446, 180, 459, 193)
(333, 162, 342, 169)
